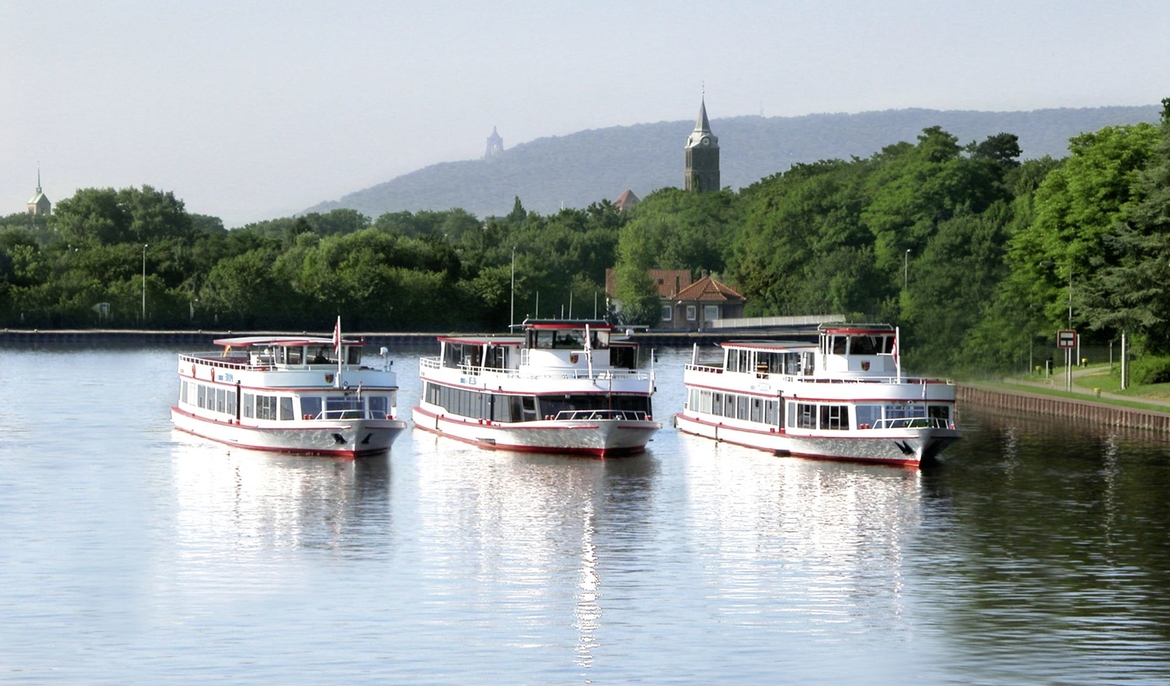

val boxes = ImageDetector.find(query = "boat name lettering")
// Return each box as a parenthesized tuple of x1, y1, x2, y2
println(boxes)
(218, 372, 234, 383)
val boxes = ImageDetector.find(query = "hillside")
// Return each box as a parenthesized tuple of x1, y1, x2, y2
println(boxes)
(306, 105, 1160, 219)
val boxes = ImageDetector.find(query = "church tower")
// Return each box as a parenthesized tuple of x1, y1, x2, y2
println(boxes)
(684, 96, 719, 192)
(27, 166, 51, 216)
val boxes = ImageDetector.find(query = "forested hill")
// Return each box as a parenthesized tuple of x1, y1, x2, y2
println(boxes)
(306, 105, 1159, 219)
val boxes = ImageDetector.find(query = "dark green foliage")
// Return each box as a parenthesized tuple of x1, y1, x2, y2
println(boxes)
(1126, 355, 1170, 385)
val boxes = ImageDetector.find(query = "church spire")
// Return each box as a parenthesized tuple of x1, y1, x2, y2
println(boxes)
(684, 92, 720, 193)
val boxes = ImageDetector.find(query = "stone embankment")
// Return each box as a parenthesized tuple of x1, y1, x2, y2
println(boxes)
(958, 383, 1170, 433)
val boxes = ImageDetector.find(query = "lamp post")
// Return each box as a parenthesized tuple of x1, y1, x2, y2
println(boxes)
(509, 246, 516, 331)
(903, 249, 911, 288)
(142, 243, 148, 324)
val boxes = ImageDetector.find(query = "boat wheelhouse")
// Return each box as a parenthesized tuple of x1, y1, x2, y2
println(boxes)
(413, 319, 661, 456)
(171, 330, 407, 457)
(674, 324, 960, 467)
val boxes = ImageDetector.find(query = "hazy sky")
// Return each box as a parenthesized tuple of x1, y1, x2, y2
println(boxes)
(3, 1, 1167, 227)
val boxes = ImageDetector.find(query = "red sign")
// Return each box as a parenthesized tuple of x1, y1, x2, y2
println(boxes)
(1057, 330, 1077, 349)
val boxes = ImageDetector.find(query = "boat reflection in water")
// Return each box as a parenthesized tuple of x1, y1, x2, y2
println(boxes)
(676, 432, 924, 634)
(167, 431, 392, 561)
(410, 435, 659, 669)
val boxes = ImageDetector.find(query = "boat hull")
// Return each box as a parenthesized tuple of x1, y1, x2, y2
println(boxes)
(412, 405, 660, 457)
(171, 406, 407, 457)
(674, 412, 958, 467)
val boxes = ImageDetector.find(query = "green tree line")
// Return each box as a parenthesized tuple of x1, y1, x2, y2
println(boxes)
(4, 98, 1169, 377)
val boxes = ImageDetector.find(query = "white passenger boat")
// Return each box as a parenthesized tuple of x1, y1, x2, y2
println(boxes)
(413, 319, 661, 456)
(675, 324, 960, 467)
(171, 321, 407, 457)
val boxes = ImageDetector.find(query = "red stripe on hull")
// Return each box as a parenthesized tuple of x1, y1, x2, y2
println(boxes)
(675, 413, 921, 468)
(171, 425, 385, 459)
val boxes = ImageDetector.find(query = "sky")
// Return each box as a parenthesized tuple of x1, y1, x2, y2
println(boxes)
(2, 1, 1167, 227)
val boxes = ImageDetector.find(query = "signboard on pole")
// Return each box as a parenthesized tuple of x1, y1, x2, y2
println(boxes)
(1057, 330, 1077, 349)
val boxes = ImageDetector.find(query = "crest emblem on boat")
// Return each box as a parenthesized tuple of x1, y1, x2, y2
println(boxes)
(861, 361, 870, 371)
(325, 373, 335, 383)
(570, 354, 579, 364)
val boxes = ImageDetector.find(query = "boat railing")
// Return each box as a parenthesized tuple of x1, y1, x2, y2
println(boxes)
(553, 409, 649, 422)
(420, 356, 651, 381)
(868, 417, 954, 430)
(178, 352, 252, 370)
(684, 363, 955, 387)
(306, 409, 387, 421)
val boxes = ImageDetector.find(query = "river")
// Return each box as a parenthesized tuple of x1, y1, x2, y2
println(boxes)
(1, 345, 1168, 684)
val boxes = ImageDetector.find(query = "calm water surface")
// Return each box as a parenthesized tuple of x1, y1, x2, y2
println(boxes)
(1, 346, 1169, 684)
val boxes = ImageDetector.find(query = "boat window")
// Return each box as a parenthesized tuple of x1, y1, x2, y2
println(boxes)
(243, 393, 255, 418)
(286, 347, 303, 365)
(308, 346, 333, 365)
(301, 397, 322, 420)
(521, 396, 537, 422)
(347, 347, 362, 365)
(197, 384, 207, 408)
(228, 388, 237, 417)
(215, 388, 226, 413)
(750, 398, 763, 423)
(884, 336, 895, 354)
(279, 397, 294, 421)
(765, 400, 780, 427)
(712, 392, 723, 416)
(928, 405, 951, 422)
(736, 395, 749, 420)
(820, 405, 849, 430)
(850, 335, 884, 355)
(610, 345, 637, 370)
(326, 397, 362, 419)
(255, 395, 278, 420)
(796, 403, 816, 429)
(856, 405, 882, 429)
(884, 403, 926, 420)
(368, 396, 389, 419)
(832, 336, 848, 355)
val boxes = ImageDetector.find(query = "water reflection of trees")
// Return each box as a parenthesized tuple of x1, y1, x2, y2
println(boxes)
(917, 408, 1170, 682)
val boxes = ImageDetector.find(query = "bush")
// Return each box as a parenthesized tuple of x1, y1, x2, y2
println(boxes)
(1127, 355, 1170, 385)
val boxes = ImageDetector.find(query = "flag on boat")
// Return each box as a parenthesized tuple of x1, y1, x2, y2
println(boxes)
(333, 316, 342, 354)
(892, 328, 899, 365)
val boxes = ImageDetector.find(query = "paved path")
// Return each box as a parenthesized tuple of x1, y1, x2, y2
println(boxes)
(998, 366, 1170, 410)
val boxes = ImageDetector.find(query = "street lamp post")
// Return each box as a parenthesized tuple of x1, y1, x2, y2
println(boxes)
(142, 243, 148, 324)
(903, 249, 911, 288)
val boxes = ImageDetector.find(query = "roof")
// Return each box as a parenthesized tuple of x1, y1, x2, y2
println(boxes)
(685, 96, 719, 149)
(615, 189, 640, 211)
(673, 275, 744, 303)
(604, 268, 693, 298)
(211, 335, 363, 348)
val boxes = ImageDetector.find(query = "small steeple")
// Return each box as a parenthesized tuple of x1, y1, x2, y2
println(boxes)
(27, 164, 51, 216)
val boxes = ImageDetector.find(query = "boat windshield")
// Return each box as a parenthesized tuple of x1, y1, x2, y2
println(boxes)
(527, 328, 609, 350)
